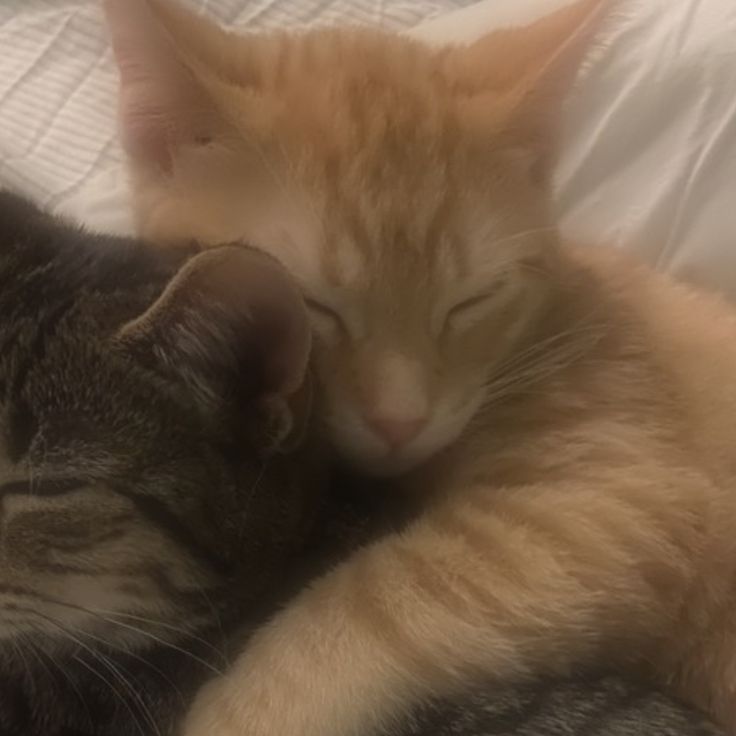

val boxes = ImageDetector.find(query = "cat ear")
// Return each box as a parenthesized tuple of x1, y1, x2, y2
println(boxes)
(116, 245, 310, 412)
(449, 0, 609, 179)
(104, 0, 233, 172)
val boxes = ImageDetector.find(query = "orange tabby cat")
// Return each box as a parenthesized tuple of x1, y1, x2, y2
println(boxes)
(105, 0, 736, 733)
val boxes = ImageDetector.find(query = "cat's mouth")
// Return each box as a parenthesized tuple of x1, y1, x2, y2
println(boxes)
(332, 432, 436, 478)
(329, 392, 483, 477)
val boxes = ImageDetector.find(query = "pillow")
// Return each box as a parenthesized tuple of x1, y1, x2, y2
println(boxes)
(412, 0, 736, 298)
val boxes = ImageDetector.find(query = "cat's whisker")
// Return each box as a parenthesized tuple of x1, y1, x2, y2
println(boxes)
(492, 331, 601, 385)
(89, 613, 224, 676)
(487, 334, 584, 386)
(481, 325, 606, 408)
(23, 624, 95, 729)
(93, 651, 161, 736)
(192, 585, 231, 669)
(26, 609, 149, 736)
(8, 636, 33, 690)
(17, 629, 54, 686)
(489, 337, 596, 390)
(66, 619, 188, 708)
(72, 654, 149, 736)
(497, 313, 605, 367)
(33, 610, 161, 736)
(89, 607, 227, 663)
(491, 319, 596, 372)
(40, 596, 227, 667)
(486, 320, 606, 393)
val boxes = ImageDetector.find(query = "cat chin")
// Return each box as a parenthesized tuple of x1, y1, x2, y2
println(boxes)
(333, 437, 442, 477)
(354, 452, 426, 478)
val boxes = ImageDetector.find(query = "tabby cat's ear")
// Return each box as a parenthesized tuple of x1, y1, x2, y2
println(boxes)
(117, 246, 310, 411)
(104, 0, 233, 172)
(448, 0, 609, 179)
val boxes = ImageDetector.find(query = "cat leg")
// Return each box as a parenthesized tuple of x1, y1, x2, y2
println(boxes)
(182, 474, 725, 736)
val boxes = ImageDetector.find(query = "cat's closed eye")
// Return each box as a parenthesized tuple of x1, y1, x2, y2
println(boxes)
(444, 284, 505, 333)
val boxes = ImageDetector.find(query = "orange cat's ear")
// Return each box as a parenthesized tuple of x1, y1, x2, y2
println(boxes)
(448, 0, 610, 180)
(104, 0, 232, 173)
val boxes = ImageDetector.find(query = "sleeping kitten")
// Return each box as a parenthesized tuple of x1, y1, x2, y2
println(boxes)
(0, 190, 320, 735)
(106, 0, 736, 734)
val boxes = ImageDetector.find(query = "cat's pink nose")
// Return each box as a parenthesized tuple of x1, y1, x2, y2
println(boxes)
(367, 415, 426, 448)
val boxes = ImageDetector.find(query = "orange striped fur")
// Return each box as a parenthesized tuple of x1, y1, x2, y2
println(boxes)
(106, 0, 736, 733)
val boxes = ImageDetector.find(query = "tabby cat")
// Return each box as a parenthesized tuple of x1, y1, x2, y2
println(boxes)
(0, 193, 718, 736)
(106, 0, 736, 734)
(399, 675, 722, 736)
(0, 190, 322, 735)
